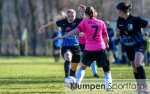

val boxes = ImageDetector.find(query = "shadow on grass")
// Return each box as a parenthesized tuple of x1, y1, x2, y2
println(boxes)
(0, 76, 64, 84)
(0, 63, 64, 65)
(1, 91, 65, 94)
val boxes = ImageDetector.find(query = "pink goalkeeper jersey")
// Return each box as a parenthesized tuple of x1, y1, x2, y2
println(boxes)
(75, 17, 108, 51)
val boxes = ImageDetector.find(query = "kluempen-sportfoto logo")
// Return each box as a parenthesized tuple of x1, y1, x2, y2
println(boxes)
(70, 82, 144, 91)
(65, 79, 150, 94)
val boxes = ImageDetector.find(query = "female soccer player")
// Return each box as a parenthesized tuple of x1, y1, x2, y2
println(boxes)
(116, 2, 150, 94)
(39, 9, 82, 78)
(78, 5, 99, 78)
(54, 6, 113, 91)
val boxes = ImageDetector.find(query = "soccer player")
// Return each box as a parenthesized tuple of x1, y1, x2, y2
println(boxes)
(54, 6, 113, 91)
(78, 5, 99, 78)
(39, 9, 82, 78)
(52, 27, 62, 63)
(106, 21, 120, 64)
(116, 2, 150, 94)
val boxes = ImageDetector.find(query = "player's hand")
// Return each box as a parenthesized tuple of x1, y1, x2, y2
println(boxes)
(38, 27, 45, 34)
(106, 44, 109, 48)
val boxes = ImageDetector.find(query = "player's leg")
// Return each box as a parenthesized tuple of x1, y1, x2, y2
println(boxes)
(76, 50, 93, 85)
(54, 48, 61, 63)
(126, 43, 149, 94)
(62, 47, 72, 78)
(70, 46, 81, 77)
(96, 50, 112, 91)
(103, 66, 112, 91)
(80, 44, 99, 77)
(125, 45, 143, 93)
(90, 61, 99, 77)
(134, 42, 149, 93)
(135, 52, 149, 94)
(53, 47, 58, 63)
(76, 64, 87, 85)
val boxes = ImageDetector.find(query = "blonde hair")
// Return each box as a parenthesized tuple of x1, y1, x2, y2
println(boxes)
(56, 9, 76, 20)
(67, 9, 76, 15)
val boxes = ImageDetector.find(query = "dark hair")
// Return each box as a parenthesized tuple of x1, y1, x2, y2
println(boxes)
(116, 2, 132, 13)
(85, 6, 97, 18)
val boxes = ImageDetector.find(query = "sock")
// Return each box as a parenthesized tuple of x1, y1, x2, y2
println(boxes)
(133, 72, 141, 87)
(70, 69, 76, 77)
(90, 61, 97, 75)
(76, 67, 85, 85)
(134, 72, 140, 79)
(104, 72, 112, 90)
(64, 60, 71, 78)
(136, 66, 147, 88)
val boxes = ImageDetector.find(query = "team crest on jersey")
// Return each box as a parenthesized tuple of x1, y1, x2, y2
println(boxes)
(127, 24, 133, 31)
(66, 27, 71, 31)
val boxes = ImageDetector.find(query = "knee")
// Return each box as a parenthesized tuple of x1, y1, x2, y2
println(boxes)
(64, 51, 72, 61)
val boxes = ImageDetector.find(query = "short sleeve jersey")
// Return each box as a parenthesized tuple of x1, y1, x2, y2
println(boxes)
(56, 18, 82, 46)
(117, 15, 148, 46)
(75, 17, 108, 51)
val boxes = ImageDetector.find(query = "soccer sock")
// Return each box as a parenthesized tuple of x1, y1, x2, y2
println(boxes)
(90, 61, 97, 75)
(76, 67, 85, 85)
(136, 66, 147, 88)
(64, 60, 71, 78)
(70, 69, 76, 77)
(104, 72, 112, 90)
(133, 72, 141, 87)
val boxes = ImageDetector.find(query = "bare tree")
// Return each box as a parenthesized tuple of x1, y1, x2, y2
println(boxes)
(28, 0, 37, 56)
(0, 0, 2, 54)
(14, 0, 24, 56)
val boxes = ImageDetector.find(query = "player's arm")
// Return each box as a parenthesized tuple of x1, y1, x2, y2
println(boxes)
(38, 21, 57, 33)
(53, 20, 84, 40)
(53, 29, 78, 40)
(103, 35, 109, 48)
(102, 23, 109, 48)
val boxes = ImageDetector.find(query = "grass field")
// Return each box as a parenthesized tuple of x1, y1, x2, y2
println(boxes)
(0, 57, 150, 94)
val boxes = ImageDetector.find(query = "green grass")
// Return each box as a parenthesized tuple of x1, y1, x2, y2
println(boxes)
(0, 57, 150, 94)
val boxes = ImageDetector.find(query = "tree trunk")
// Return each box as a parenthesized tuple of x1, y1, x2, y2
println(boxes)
(0, 0, 2, 55)
(14, 0, 24, 56)
(28, 0, 36, 56)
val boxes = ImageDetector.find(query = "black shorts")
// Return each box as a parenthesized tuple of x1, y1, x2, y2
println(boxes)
(79, 44, 85, 52)
(125, 41, 147, 61)
(61, 46, 81, 63)
(82, 50, 110, 69)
